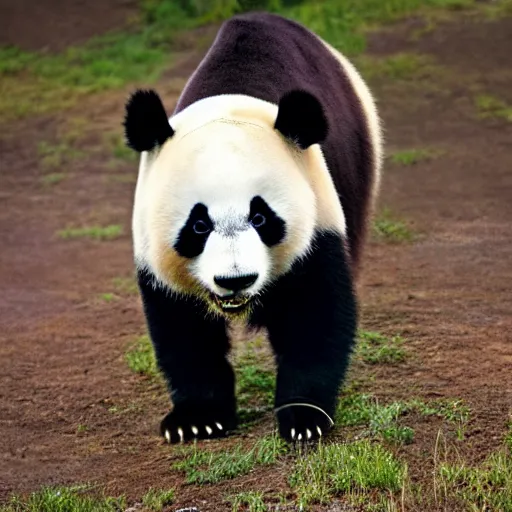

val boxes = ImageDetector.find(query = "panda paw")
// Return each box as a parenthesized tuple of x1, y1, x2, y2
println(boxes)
(160, 401, 237, 444)
(276, 403, 334, 444)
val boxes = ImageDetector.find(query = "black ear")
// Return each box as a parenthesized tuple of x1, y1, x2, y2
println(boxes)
(274, 90, 328, 149)
(124, 89, 174, 152)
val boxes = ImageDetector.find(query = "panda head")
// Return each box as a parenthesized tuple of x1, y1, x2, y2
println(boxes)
(125, 89, 328, 316)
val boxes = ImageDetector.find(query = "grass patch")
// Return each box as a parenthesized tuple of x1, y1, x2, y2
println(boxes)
(289, 440, 406, 508)
(104, 132, 139, 163)
(99, 293, 117, 303)
(174, 434, 287, 484)
(358, 53, 439, 81)
(234, 339, 275, 428)
(356, 330, 406, 364)
(112, 276, 139, 295)
(228, 491, 267, 512)
(1, 485, 125, 512)
(373, 209, 415, 243)
(439, 450, 512, 510)
(57, 225, 123, 241)
(41, 173, 66, 186)
(390, 148, 442, 166)
(336, 393, 413, 444)
(125, 335, 159, 378)
(141, 488, 175, 511)
(475, 94, 512, 122)
(37, 141, 85, 171)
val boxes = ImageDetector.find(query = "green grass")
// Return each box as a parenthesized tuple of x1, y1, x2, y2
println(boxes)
(99, 293, 117, 303)
(125, 335, 159, 378)
(358, 53, 439, 81)
(228, 491, 268, 512)
(37, 141, 85, 171)
(234, 339, 276, 428)
(105, 132, 139, 163)
(141, 488, 175, 511)
(390, 148, 442, 166)
(57, 225, 123, 241)
(373, 209, 415, 243)
(173, 434, 287, 484)
(112, 276, 139, 295)
(336, 393, 413, 444)
(475, 94, 512, 122)
(1, 485, 125, 512)
(356, 330, 406, 364)
(289, 440, 406, 508)
(41, 173, 66, 186)
(439, 450, 512, 510)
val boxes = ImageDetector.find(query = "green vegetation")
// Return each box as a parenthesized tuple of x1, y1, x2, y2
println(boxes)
(439, 451, 512, 510)
(38, 140, 84, 171)
(358, 53, 439, 81)
(289, 440, 406, 508)
(99, 293, 116, 303)
(228, 491, 267, 512)
(1, 486, 125, 512)
(234, 339, 275, 427)
(76, 424, 89, 434)
(390, 148, 442, 166)
(174, 434, 287, 484)
(57, 225, 123, 241)
(141, 488, 175, 511)
(125, 335, 159, 378)
(41, 173, 66, 186)
(475, 94, 512, 122)
(112, 276, 139, 295)
(373, 209, 415, 243)
(356, 330, 406, 364)
(104, 132, 138, 163)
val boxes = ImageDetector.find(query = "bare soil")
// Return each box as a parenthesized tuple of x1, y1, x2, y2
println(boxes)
(1, 5, 511, 511)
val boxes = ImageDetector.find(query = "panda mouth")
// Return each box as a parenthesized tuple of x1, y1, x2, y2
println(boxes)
(213, 294, 252, 312)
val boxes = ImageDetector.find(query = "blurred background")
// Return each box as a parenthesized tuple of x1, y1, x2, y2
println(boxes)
(1, 1, 511, 511)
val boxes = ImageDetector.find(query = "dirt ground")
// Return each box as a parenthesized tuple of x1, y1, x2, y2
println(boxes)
(0, 4, 511, 511)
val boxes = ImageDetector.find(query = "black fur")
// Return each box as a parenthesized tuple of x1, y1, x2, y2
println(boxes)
(137, 270, 237, 443)
(249, 196, 286, 247)
(174, 203, 214, 258)
(124, 89, 174, 152)
(274, 90, 328, 149)
(174, 12, 375, 269)
(250, 230, 356, 441)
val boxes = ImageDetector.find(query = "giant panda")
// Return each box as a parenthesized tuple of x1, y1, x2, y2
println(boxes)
(124, 12, 382, 444)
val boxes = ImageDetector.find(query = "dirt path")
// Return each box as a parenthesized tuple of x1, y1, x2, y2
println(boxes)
(1, 6, 511, 511)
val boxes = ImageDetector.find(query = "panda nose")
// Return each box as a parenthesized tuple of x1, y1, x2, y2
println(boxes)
(214, 273, 258, 292)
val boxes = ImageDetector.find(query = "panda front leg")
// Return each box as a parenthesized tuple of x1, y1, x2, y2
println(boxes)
(253, 231, 357, 442)
(138, 271, 237, 443)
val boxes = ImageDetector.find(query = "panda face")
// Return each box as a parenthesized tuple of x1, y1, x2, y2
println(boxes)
(133, 102, 318, 315)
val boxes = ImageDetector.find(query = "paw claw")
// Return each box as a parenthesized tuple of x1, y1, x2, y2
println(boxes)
(177, 427, 184, 443)
(205, 425, 213, 436)
(317, 426, 322, 437)
(164, 430, 171, 443)
(291, 428, 296, 440)
(215, 422, 223, 431)
(191, 425, 199, 436)
(297, 433, 303, 441)
(306, 429, 312, 440)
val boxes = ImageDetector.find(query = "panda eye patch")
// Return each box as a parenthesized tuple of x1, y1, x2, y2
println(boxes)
(250, 213, 266, 228)
(193, 220, 211, 235)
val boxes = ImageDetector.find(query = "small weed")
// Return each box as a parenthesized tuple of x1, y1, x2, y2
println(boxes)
(373, 209, 415, 243)
(125, 335, 158, 379)
(475, 94, 512, 122)
(336, 393, 413, 445)
(289, 440, 406, 508)
(173, 434, 287, 484)
(358, 53, 439, 81)
(76, 424, 89, 434)
(141, 488, 175, 511)
(2, 485, 125, 512)
(357, 330, 406, 364)
(57, 225, 122, 241)
(112, 276, 139, 295)
(390, 148, 442, 166)
(439, 450, 512, 510)
(37, 140, 84, 170)
(228, 491, 267, 512)
(41, 173, 66, 186)
(99, 293, 116, 303)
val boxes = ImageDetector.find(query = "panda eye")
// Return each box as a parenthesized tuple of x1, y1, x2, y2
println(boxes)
(250, 213, 266, 228)
(193, 220, 211, 235)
